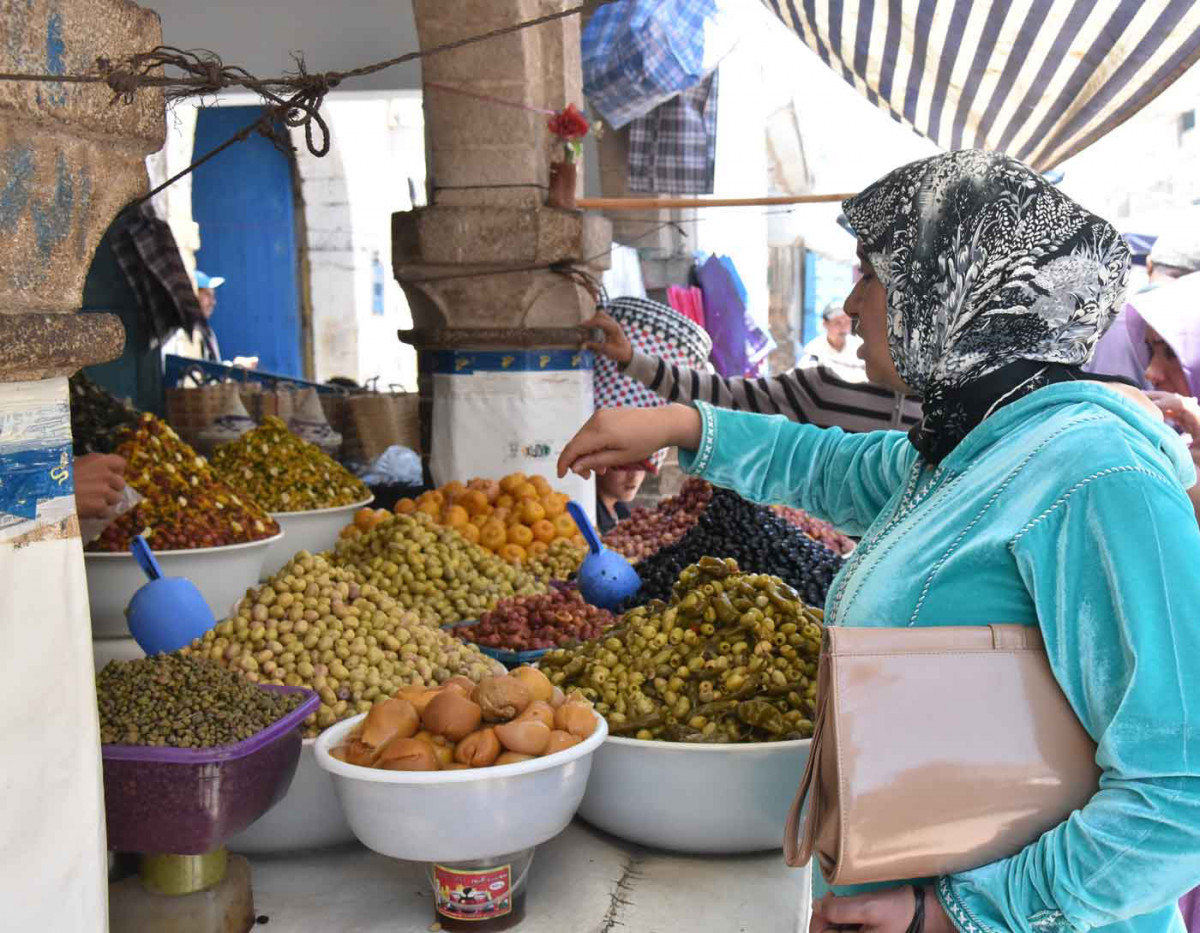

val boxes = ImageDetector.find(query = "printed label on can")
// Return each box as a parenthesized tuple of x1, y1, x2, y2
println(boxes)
(434, 864, 512, 921)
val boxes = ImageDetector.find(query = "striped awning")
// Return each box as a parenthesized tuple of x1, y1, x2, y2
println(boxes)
(760, 1, 1200, 169)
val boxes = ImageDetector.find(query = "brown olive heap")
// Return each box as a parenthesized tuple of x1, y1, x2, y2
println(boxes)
(542, 557, 823, 743)
(98, 654, 305, 748)
(330, 667, 598, 771)
(330, 512, 544, 625)
(183, 551, 501, 737)
(601, 478, 712, 563)
(88, 413, 279, 552)
(211, 416, 369, 512)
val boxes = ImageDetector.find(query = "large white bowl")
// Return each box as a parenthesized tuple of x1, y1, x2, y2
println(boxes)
(261, 498, 374, 580)
(230, 739, 356, 854)
(84, 533, 283, 638)
(315, 711, 608, 863)
(577, 735, 811, 854)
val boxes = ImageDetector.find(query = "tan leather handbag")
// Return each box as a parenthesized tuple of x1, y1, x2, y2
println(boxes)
(785, 624, 1100, 886)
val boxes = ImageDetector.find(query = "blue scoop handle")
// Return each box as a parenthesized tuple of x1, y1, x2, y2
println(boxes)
(131, 535, 163, 582)
(567, 500, 603, 555)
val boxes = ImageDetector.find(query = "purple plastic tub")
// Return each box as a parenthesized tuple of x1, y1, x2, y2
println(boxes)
(102, 685, 319, 855)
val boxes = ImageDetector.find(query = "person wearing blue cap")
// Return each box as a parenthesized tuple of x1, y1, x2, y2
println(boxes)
(193, 270, 225, 362)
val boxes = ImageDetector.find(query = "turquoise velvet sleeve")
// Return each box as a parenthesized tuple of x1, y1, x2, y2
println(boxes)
(677, 400, 917, 536)
(941, 470, 1200, 932)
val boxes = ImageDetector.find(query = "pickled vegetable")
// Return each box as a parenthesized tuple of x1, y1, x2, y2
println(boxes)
(542, 558, 823, 743)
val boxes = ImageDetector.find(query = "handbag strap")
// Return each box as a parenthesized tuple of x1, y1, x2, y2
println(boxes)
(785, 648, 832, 867)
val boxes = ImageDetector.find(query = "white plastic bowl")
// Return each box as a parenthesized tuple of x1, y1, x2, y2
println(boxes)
(84, 533, 283, 638)
(577, 735, 811, 854)
(92, 636, 145, 670)
(230, 739, 356, 854)
(315, 711, 608, 863)
(261, 498, 374, 580)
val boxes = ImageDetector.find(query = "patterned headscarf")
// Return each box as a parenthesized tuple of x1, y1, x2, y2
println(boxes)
(843, 150, 1131, 463)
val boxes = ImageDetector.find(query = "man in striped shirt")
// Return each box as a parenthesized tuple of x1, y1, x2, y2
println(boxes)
(582, 309, 923, 432)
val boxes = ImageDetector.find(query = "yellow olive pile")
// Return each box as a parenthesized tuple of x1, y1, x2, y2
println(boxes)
(211, 416, 369, 512)
(329, 512, 544, 625)
(89, 414, 278, 552)
(542, 557, 823, 743)
(331, 667, 598, 771)
(525, 538, 586, 584)
(182, 551, 501, 736)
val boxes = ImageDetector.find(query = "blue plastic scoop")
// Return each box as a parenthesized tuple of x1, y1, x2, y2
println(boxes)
(125, 535, 217, 655)
(568, 500, 641, 611)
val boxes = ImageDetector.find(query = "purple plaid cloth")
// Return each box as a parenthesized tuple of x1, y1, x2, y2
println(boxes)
(109, 205, 203, 347)
(627, 71, 719, 195)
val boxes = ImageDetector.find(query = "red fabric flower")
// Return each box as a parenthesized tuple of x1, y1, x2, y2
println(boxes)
(548, 104, 590, 140)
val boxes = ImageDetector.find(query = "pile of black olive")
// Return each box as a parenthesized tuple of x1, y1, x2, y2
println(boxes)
(621, 488, 842, 611)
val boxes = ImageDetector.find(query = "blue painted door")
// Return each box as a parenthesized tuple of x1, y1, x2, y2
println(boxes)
(192, 106, 304, 376)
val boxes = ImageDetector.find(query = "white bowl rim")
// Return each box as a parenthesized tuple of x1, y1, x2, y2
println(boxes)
(84, 530, 285, 558)
(314, 710, 608, 784)
(269, 496, 375, 519)
(601, 734, 811, 753)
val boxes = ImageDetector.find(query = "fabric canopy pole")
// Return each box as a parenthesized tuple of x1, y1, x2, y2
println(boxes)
(760, 0, 1200, 170)
(577, 193, 856, 209)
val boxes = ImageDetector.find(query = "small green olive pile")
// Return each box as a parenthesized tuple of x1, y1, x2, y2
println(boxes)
(211, 416, 369, 512)
(542, 557, 823, 743)
(98, 654, 305, 748)
(182, 551, 501, 736)
(525, 538, 586, 584)
(330, 512, 545, 625)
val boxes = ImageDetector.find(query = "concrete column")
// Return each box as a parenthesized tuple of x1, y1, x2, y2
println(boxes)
(0, 2, 164, 929)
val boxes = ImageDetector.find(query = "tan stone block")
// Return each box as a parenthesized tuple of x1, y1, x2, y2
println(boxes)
(396, 268, 595, 334)
(423, 87, 543, 149)
(0, 121, 148, 313)
(430, 145, 549, 191)
(0, 0, 164, 145)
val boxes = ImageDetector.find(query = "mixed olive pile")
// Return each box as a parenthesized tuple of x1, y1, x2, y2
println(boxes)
(97, 654, 306, 748)
(331, 512, 544, 625)
(773, 505, 856, 556)
(88, 414, 279, 552)
(452, 587, 615, 653)
(621, 488, 842, 611)
(211, 416, 369, 512)
(602, 478, 712, 562)
(542, 557, 823, 743)
(69, 372, 139, 455)
(183, 551, 501, 736)
(331, 667, 598, 772)
(524, 537, 586, 584)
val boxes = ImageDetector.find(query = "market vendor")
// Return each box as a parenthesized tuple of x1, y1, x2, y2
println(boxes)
(582, 305, 922, 433)
(560, 151, 1200, 933)
(595, 465, 646, 534)
(73, 453, 127, 521)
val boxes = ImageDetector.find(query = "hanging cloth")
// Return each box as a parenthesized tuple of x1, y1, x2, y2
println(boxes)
(627, 72, 719, 195)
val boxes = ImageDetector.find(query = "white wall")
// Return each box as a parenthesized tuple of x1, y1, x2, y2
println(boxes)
(148, 0, 421, 93)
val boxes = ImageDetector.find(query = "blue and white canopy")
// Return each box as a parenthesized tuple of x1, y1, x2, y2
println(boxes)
(760, 0, 1200, 169)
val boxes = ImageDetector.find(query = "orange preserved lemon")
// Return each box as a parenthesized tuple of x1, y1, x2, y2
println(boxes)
(506, 523, 534, 548)
(480, 520, 507, 552)
(514, 481, 539, 501)
(499, 543, 527, 563)
(372, 509, 391, 527)
(499, 473, 527, 494)
(354, 507, 376, 531)
(418, 490, 445, 509)
(491, 506, 511, 525)
(470, 513, 490, 529)
(521, 499, 546, 524)
(540, 494, 566, 519)
(442, 480, 467, 501)
(553, 513, 577, 539)
(527, 540, 549, 558)
(394, 497, 417, 515)
(458, 522, 481, 545)
(495, 493, 515, 510)
(443, 505, 469, 528)
(462, 489, 490, 516)
(531, 474, 552, 495)
(417, 499, 442, 519)
(530, 519, 556, 544)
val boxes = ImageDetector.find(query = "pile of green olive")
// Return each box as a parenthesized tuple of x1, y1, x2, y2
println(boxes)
(541, 557, 823, 743)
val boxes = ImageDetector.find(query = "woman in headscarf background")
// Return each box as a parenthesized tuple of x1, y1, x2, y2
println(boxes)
(558, 150, 1200, 933)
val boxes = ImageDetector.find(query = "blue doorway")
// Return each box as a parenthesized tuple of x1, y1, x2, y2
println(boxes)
(191, 106, 305, 377)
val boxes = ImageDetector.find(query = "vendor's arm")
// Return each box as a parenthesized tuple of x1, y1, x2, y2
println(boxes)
(583, 310, 920, 432)
(940, 471, 1200, 931)
(557, 403, 915, 537)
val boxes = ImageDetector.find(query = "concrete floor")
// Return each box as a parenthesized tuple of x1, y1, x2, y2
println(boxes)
(249, 820, 812, 932)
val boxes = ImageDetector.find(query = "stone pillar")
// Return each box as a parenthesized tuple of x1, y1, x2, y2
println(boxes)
(0, 1, 164, 928)
(396, 0, 610, 492)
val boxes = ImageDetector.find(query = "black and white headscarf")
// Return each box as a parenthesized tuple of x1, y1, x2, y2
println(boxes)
(843, 150, 1131, 464)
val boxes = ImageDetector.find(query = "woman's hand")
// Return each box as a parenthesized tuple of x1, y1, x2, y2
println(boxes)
(74, 453, 127, 521)
(581, 310, 634, 365)
(809, 887, 952, 933)
(557, 405, 701, 479)
(1147, 390, 1200, 444)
